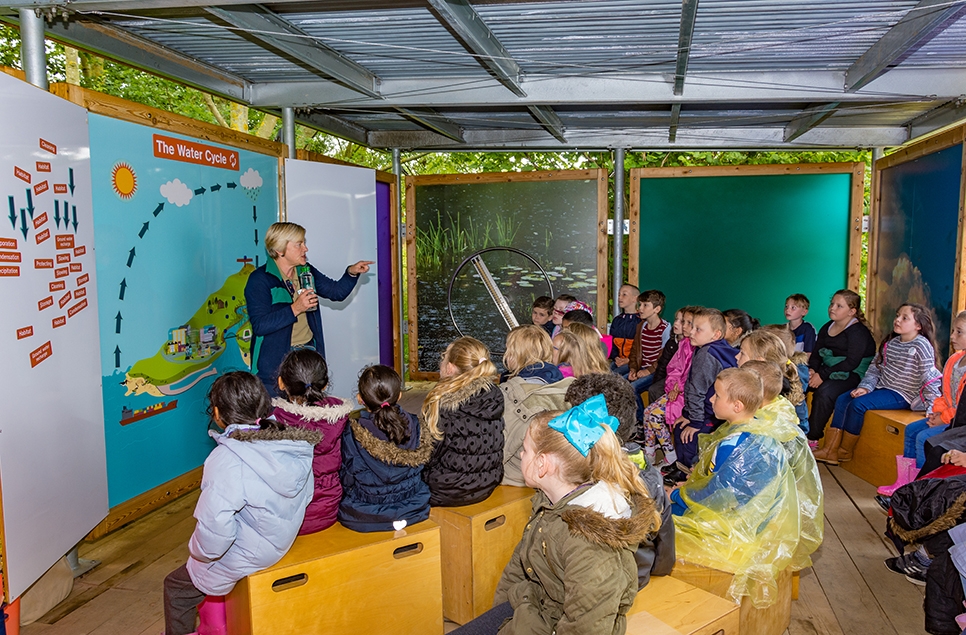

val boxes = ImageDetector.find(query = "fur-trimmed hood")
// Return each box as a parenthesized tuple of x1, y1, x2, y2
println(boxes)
(212, 423, 318, 499)
(562, 489, 661, 550)
(438, 376, 502, 418)
(349, 415, 434, 467)
(225, 425, 322, 445)
(272, 396, 353, 424)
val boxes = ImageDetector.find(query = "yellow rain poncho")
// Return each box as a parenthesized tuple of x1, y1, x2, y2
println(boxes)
(672, 399, 824, 607)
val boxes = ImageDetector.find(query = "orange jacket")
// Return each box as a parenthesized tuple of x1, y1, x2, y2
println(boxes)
(932, 351, 966, 424)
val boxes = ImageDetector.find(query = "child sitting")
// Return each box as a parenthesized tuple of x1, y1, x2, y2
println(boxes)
(760, 324, 811, 433)
(500, 324, 563, 384)
(722, 308, 758, 347)
(670, 368, 800, 607)
(814, 303, 942, 466)
(628, 289, 670, 420)
(878, 310, 966, 496)
(271, 349, 352, 534)
(453, 397, 660, 635)
(737, 330, 807, 431)
(557, 324, 611, 378)
(785, 293, 817, 354)
(531, 295, 555, 338)
(671, 308, 739, 474)
(550, 293, 577, 338)
(563, 305, 612, 357)
(163, 372, 318, 635)
(339, 365, 432, 532)
(609, 283, 641, 375)
(422, 337, 505, 506)
(648, 308, 687, 402)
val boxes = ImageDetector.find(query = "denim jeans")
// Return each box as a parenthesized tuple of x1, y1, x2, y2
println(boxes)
(903, 418, 949, 467)
(831, 388, 909, 435)
(630, 373, 655, 422)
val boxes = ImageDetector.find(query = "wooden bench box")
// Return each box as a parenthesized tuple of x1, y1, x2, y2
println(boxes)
(225, 520, 443, 635)
(838, 409, 923, 486)
(628, 575, 740, 635)
(429, 485, 535, 624)
(670, 560, 793, 635)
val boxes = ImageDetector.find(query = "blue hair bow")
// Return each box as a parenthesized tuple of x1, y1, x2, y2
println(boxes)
(548, 394, 619, 457)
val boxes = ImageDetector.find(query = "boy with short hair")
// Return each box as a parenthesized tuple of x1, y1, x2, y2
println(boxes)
(785, 294, 816, 354)
(628, 290, 670, 421)
(532, 295, 555, 337)
(670, 308, 738, 475)
(609, 284, 641, 376)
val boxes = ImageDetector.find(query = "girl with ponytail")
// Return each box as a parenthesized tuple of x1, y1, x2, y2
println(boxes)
(452, 396, 660, 635)
(422, 337, 506, 506)
(338, 365, 432, 533)
(271, 349, 352, 534)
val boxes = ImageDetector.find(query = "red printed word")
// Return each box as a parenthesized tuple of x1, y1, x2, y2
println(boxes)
(35, 228, 50, 245)
(74, 287, 87, 299)
(58, 291, 71, 309)
(0, 265, 20, 277)
(76, 273, 89, 286)
(69, 262, 82, 273)
(56, 253, 70, 264)
(68, 298, 88, 318)
(33, 181, 48, 196)
(34, 258, 53, 269)
(53, 184, 67, 194)
(52, 316, 66, 329)
(0, 251, 21, 262)
(74, 245, 86, 257)
(33, 212, 48, 229)
(14, 166, 30, 184)
(55, 235, 74, 249)
(54, 266, 69, 279)
(153, 134, 239, 171)
(0, 238, 16, 249)
(39, 139, 56, 154)
(30, 341, 52, 367)
(36, 161, 51, 172)
(49, 280, 65, 292)
(16, 326, 33, 340)
(38, 296, 53, 311)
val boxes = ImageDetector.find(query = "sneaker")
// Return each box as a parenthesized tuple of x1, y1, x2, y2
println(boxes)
(875, 494, 891, 512)
(663, 467, 688, 487)
(885, 553, 928, 586)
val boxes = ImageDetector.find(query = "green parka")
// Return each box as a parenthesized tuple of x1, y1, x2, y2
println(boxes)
(493, 483, 659, 635)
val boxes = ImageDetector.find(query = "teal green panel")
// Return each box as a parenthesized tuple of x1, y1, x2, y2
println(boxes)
(637, 173, 852, 325)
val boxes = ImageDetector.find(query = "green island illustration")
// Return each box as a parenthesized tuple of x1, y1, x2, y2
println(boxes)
(123, 263, 254, 397)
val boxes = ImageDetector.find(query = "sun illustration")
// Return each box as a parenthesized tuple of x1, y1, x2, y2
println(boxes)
(111, 162, 137, 200)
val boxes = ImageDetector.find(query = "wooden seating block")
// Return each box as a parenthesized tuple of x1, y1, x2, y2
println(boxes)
(670, 560, 793, 635)
(839, 409, 923, 486)
(225, 520, 443, 635)
(429, 485, 535, 624)
(628, 575, 740, 635)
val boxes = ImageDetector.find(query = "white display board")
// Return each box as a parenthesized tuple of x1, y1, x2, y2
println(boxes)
(0, 74, 108, 599)
(284, 159, 379, 402)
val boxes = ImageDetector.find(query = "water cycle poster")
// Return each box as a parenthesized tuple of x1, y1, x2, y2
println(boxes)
(88, 114, 277, 506)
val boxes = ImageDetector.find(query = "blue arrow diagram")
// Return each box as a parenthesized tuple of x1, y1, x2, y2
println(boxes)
(54, 200, 61, 228)
(126, 247, 136, 268)
(69, 168, 75, 195)
(194, 186, 206, 196)
(254, 228, 259, 246)
(8, 196, 16, 230)
(113, 345, 121, 369)
(253, 205, 257, 223)
(138, 221, 149, 238)
(19, 209, 27, 239)
(115, 311, 123, 334)
(71, 206, 78, 232)
(25, 189, 34, 219)
(210, 183, 221, 192)
(119, 278, 127, 300)
(226, 182, 237, 189)
(152, 202, 164, 217)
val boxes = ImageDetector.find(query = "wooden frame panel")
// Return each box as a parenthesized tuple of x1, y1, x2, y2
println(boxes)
(629, 162, 864, 307)
(406, 169, 607, 380)
(868, 125, 966, 338)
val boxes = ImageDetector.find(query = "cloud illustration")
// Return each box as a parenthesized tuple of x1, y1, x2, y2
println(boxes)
(240, 168, 263, 189)
(160, 179, 193, 207)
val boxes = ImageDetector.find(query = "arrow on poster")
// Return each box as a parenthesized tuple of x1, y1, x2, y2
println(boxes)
(152, 202, 164, 217)
(115, 311, 123, 334)
(227, 182, 237, 189)
(114, 345, 121, 369)
(71, 205, 78, 232)
(126, 247, 136, 268)
(69, 168, 75, 195)
(54, 200, 61, 228)
(119, 277, 127, 300)
(8, 196, 15, 230)
(210, 183, 221, 192)
(194, 186, 206, 196)
(253, 205, 257, 223)
(138, 221, 149, 239)
(20, 209, 28, 239)
(25, 189, 34, 219)
(254, 228, 259, 246)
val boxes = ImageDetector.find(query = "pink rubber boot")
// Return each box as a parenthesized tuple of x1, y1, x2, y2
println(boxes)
(877, 456, 918, 496)
(196, 596, 227, 635)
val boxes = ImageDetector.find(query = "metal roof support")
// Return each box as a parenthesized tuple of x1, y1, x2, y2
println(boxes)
(282, 106, 296, 159)
(528, 106, 566, 143)
(673, 0, 699, 96)
(204, 5, 380, 98)
(905, 97, 966, 140)
(612, 147, 625, 320)
(395, 108, 464, 143)
(668, 104, 681, 143)
(783, 102, 841, 142)
(427, 0, 525, 97)
(295, 111, 368, 146)
(845, 0, 966, 92)
(19, 8, 47, 90)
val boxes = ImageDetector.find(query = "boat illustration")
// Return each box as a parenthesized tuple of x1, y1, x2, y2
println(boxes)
(120, 400, 178, 425)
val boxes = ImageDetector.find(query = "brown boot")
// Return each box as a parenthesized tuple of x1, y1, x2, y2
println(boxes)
(813, 428, 843, 465)
(837, 432, 860, 463)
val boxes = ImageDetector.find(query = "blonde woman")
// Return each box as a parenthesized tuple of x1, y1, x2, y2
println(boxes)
(244, 221, 373, 394)
(422, 337, 505, 506)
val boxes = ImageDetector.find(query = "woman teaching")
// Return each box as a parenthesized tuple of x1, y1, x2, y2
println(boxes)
(245, 222, 373, 394)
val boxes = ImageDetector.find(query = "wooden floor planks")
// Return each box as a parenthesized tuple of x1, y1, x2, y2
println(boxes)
(20, 447, 930, 635)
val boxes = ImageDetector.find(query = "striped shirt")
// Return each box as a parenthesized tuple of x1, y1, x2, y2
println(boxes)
(858, 335, 941, 407)
(639, 319, 670, 368)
